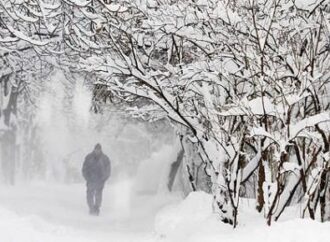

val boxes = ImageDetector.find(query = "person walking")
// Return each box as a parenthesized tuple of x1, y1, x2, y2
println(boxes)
(82, 143, 111, 216)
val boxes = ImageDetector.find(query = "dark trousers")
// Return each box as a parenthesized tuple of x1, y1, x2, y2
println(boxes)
(86, 182, 104, 213)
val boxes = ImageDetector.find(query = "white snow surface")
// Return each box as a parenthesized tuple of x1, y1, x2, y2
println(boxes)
(155, 192, 330, 242)
(1, 185, 329, 242)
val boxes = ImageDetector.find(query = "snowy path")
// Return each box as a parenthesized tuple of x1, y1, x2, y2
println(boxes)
(0, 181, 181, 242)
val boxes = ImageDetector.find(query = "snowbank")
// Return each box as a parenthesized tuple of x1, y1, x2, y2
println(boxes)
(154, 191, 330, 242)
(155, 192, 214, 237)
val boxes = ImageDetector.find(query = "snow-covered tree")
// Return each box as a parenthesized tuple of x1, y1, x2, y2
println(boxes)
(1, 0, 329, 226)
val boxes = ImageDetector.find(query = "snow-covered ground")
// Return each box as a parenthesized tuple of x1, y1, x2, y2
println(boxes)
(0, 183, 329, 242)
(0, 180, 181, 242)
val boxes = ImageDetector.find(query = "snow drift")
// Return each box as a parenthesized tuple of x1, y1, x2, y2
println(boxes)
(154, 191, 330, 242)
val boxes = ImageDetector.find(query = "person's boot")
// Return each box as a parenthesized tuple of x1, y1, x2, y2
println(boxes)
(94, 206, 100, 216)
(89, 207, 95, 215)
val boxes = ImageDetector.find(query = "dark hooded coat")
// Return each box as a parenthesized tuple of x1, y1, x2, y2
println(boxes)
(82, 151, 111, 186)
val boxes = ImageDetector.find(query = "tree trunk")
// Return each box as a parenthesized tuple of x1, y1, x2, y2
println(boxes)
(320, 170, 330, 222)
(256, 158, 265, 212)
